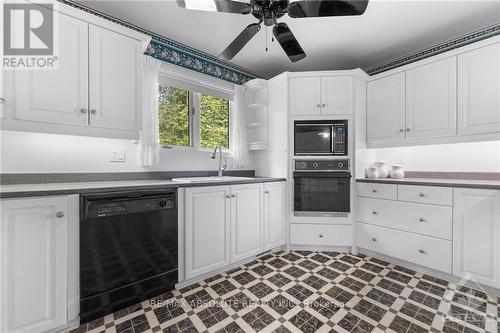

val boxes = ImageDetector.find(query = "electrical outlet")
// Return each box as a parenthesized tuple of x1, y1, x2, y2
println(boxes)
(110, 150, 126, 162)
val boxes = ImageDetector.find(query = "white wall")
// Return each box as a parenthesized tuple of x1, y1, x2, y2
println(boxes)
(366, 141, 500, 173)
(0, 131, 244, 173)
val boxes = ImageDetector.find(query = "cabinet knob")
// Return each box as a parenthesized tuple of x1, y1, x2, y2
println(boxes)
(0, 97, 5, 104)
(90, 109, 97, 114)
(321, 104, 326, 107)
(372, 238, 377, 242)
(316, 104, 321, 108)
(419, 193, 425, 197)
(264, 190, 269, 194)
(372, 211, 378, 215)
(406, 128, 411, 132)
(418, 249, 425, 254)
(372, 189, 378, 193)
(318, 234, 324, 238)
(56, 211, 65, 218)
(226, 194, 231, 198)
(419, 218, 425, 222)
(80, 108, 87, 113)
(231, 194, 236, 198)
(399, 129, 404, 132)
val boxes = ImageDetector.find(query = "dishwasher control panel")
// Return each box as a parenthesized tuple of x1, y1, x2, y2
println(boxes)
(86, 195, 176, 218)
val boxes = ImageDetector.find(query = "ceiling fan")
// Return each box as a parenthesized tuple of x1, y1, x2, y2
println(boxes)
(177, 0, 369, 63)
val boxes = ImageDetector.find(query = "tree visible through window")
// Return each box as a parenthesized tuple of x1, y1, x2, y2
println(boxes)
(200, 95, 229, 149)
(158, 85, 190, 146)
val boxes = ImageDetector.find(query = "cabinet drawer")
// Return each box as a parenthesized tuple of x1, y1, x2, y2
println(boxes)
(290, 224, 352, 247)
(356, 183, 397, 200)
(357, 198, 452, 239)
(357, 223, 452, 273)
(398, 185, 452, 206)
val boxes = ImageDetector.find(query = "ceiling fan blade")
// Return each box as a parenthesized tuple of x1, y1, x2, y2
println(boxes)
(288, 0, 369, 18)
(176, 0, 252, 14)
(273, 22, 306, 63)
(219, 23, 261, 60)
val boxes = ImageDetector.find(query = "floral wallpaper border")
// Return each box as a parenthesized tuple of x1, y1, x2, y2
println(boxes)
(366, 24, 500, 75)
(58, 0, 261, 84)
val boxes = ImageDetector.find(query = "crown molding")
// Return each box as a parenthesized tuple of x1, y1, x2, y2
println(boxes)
(365, 24, 500, 75)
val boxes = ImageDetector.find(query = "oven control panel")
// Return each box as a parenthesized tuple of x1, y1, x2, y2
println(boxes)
(294, 159, 350, 171)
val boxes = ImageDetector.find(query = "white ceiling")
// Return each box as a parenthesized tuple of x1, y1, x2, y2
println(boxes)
(75, 0, 500, 78)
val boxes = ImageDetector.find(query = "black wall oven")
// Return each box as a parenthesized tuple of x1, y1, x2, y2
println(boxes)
(294, 119, 348, 156)
(294, 160, 351, 216)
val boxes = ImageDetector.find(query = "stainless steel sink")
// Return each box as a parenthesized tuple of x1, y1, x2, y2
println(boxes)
(171, 176, 254, 183)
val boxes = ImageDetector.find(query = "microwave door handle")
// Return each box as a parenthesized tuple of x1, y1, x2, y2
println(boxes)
(330, 126, 335, 153)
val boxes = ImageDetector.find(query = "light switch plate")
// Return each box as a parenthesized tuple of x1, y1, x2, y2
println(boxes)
(110, 150, 126, 162)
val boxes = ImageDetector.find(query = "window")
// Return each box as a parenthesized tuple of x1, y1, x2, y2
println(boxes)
(200, 95, 230, 149)
(158, 85, 191, 147)
(158, 84, 231, 150)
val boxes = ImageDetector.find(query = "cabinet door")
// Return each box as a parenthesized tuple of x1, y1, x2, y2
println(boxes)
(367, 73, 406, 144)
(0, 69, 5, 118)
(184, 186, 231, 279)
(320, 76, 353, 115)
(453, 188, 500, 288)
(264, 182, 286, 250)
(406, 58, 457, 139)
(10, 15, 88, 126)
(289, 77, 321, 115)
(458, 43, 500, 135)
(89, 25, 141, 131)
(230, 184, 263, 262)
(0, 197, 68, 333)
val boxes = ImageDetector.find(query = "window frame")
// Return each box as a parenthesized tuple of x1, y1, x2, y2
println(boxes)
(158, 86, 233, 153)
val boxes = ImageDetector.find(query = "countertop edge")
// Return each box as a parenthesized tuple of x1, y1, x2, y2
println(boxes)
(356, 178, 500, 190)
(0, 178, 287, 199)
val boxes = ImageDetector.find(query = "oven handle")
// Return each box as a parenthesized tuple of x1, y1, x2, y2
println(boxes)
(293, 172, 352, 178)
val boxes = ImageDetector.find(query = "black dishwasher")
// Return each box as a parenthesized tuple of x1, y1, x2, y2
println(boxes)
(80, 190, 178, 322)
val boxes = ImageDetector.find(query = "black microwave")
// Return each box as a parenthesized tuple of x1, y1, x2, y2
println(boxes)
(294, 120, 348, 156)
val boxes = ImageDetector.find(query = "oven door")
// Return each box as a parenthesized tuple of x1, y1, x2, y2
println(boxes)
(294, 123, 333, 155)
(293, 172, 351, 216)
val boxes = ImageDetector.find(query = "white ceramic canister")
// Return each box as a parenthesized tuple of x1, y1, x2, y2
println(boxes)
(373, 161, 389, 178)
(366, 167, 379, 179)
(390, 165, 405, 179)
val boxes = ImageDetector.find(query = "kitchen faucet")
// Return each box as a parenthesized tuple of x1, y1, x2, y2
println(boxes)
(211, 146, 227, 176)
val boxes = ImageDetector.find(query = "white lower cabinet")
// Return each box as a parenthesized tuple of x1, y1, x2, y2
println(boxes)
(0, 195, 78, 333)
(453, 188, 500, 288)
(263, 182, 286, 250)
(184, 182, 286, 280)
(357, 223, 452, 273)
(231, 184, 264, 262)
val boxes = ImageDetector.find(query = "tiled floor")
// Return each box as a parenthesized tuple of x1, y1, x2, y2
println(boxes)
(71, 251, 500, 333)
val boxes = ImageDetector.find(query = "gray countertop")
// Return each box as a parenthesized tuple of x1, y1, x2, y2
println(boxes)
(356, 177, 500, 189)
(0, 177, 286, 199)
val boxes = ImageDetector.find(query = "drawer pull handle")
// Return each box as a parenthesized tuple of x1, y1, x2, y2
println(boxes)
(319, 234, 324, 238)
(419, 193, 425, 197)
(56, 211, 65, 218)
(371, 238, 377, 242)
(372, 211, 378, 215)
(372, 189, 378, 193)
(418, 249, 425, 254)
(419, 218, 425, 222)
(226, 194, 231, 198)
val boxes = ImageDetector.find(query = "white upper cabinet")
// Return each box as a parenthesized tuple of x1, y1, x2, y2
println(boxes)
(458, 43, 500, 135)
(230, 184, 263, 262)
(10, 15, 89, 126)
(453, 188, 500, 288)
(367, 73, 405, 144)
(405, 57, 457, 139)
(289, 77, 321, 115)
(320, 76, 353, 115)
(289, 76, 353, 115)
(89, 25, 142, 131)
(1, 196, 68, 333)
